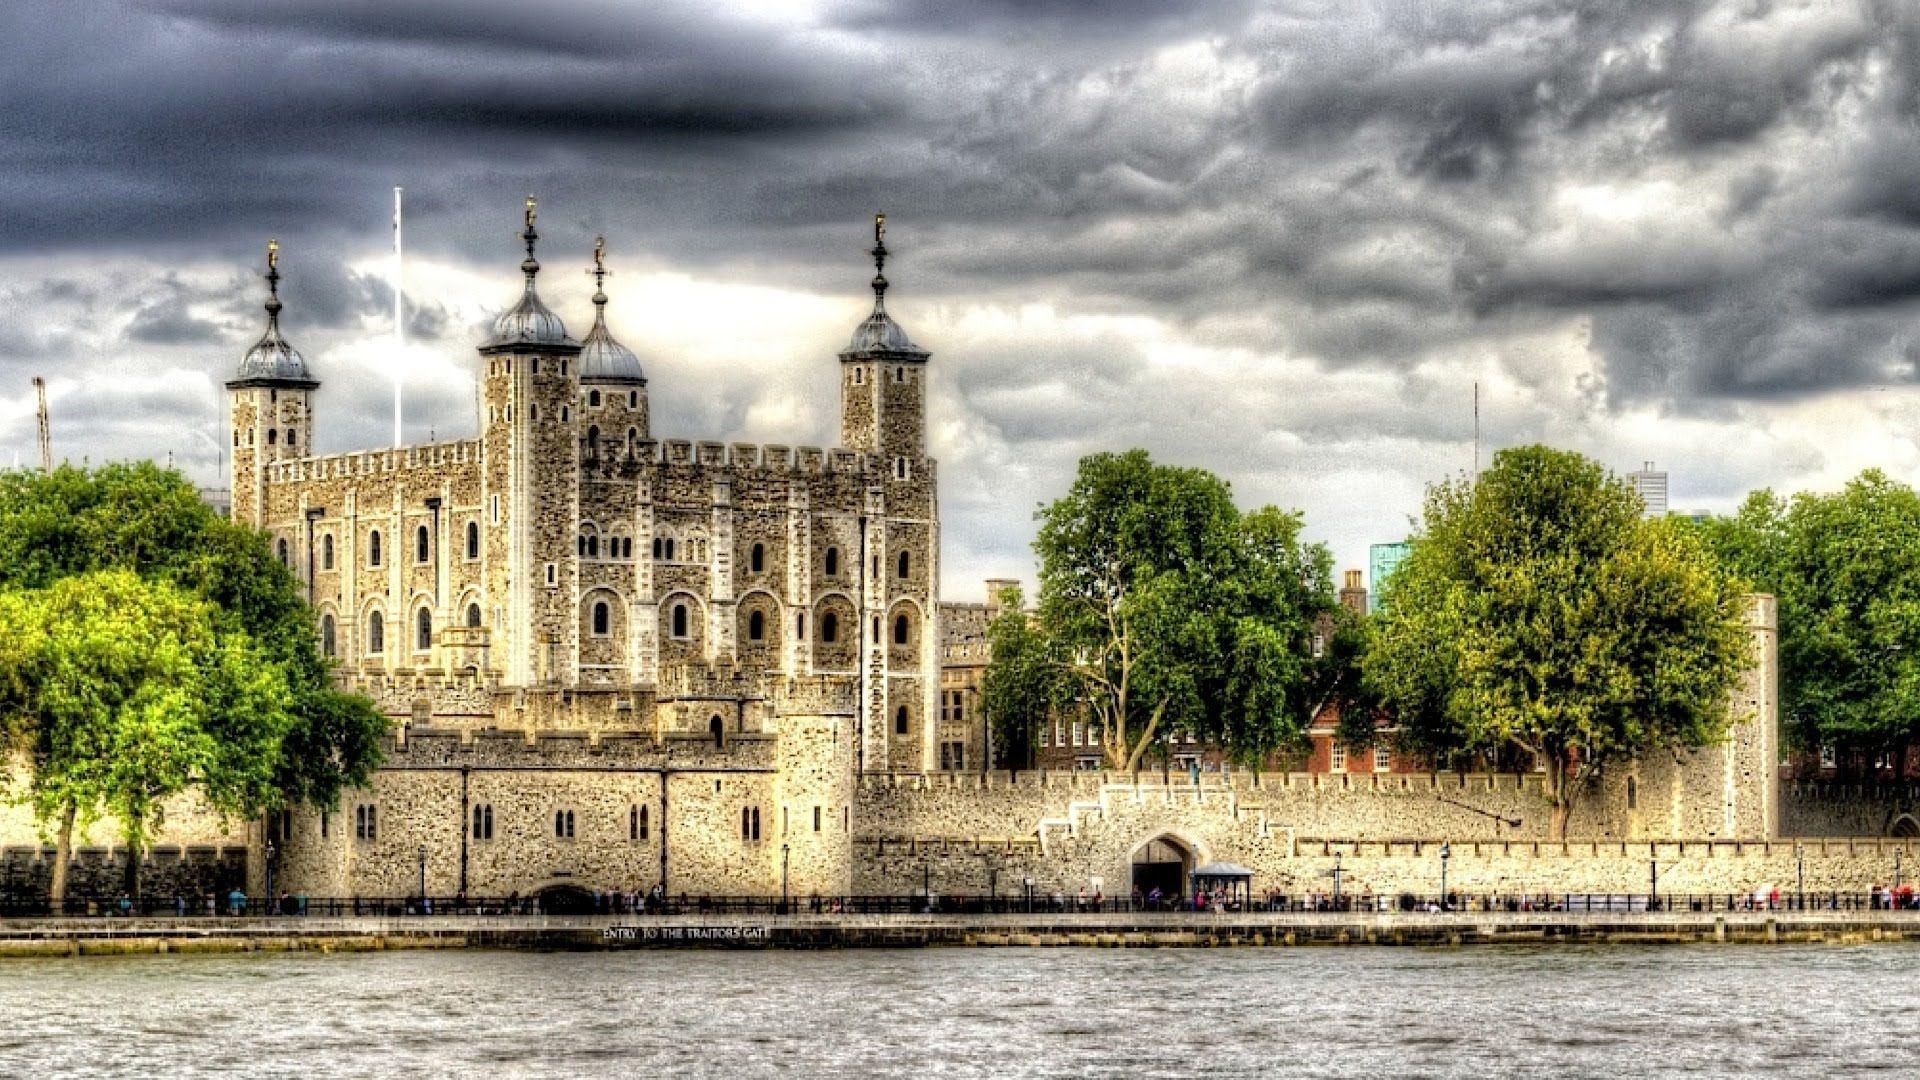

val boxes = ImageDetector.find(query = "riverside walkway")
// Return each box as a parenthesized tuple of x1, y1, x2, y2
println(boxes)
(5, 909, 1920, 955)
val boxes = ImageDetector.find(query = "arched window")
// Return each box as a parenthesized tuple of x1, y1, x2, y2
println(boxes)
(320, 614, 336, 657)
(416, 524, 430, 563)
(587, 426, 599, 455)
(368, 530, 382, 567)
(751, 543, 765, 573)
(267, 428, 277, 445)
(894, 613, 910, 645)
(672, 603, 689, 639)
(897, 551, 910, 578)
(741, 806, 760, 841)
(627, 426, 638, 450)
(276, 537, 289, 565)
(367, 611, 384, 654)
(530, 403, 538, 421)
(895, 705, 909, 735)
(472, 804, 492, 840)
(589, 389, 601, 407)
(665, 538, 675, 560)
(824, 547, 839, 577)
(416, 608, 432, 651)
(796, 612, 806, 638)
(821, 612, 838, 643)
(465, 522, 479, 559)
(554, 809, 574, 839)
(286, 429, 296, 447)
(748, 610, 765, 641)
(322, 534, 334, 570)
(629, 391, 638, 409)
(709, 714, 724, 748)
(633, 804, 648, 840)
(466, 602, 482, 628)
(593, 601, 610, 636)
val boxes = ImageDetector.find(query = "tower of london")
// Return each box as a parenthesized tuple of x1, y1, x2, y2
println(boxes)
(239, 203, 938, 900)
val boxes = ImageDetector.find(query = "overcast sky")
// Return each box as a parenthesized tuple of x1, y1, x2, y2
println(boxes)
(2, 0, 1916, 598)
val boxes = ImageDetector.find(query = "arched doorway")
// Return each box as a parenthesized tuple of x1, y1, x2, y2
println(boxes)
(1891, 814, 1919, 838)
(535, 883, 597, 915)
(1131, 836, 1193, 906)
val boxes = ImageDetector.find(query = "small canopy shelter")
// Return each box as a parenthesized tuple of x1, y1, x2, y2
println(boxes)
(1191, 862, 1255, 910)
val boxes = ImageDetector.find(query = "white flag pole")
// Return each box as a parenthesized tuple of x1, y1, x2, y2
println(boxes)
(393, 186, 404, 446)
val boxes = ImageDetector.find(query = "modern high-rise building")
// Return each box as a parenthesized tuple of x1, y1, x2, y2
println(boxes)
(1367, 541, 1411, 614)
(1628, 461, 1668, 518)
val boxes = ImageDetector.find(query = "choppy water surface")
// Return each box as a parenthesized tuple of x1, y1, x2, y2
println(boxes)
(3, 944, 1917, 1077)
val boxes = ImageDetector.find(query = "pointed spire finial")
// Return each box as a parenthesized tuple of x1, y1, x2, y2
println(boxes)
(588, 235, 610, 311)
(520, 195, 540, 282)
(870, 211, 889, 312)
(264, 238, 283, 319)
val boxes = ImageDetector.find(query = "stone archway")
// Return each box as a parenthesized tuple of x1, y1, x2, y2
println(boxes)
(1891, 814, 1919, 839)
(535, 883, 597, 915)
(1131, 836, 1194, 907)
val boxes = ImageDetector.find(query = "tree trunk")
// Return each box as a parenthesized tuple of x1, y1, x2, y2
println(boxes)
(123, 835, 142, 900)
(48, 803, 75, 911)
(1547, 754, 1571, 841)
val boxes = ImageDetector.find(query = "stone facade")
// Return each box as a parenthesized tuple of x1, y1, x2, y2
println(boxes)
(227, 209, 931, 901)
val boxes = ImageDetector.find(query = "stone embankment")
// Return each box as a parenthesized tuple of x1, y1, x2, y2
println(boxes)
(4, 912, 1919, 955)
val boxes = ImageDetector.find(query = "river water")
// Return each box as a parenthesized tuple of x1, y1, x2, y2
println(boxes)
(2, 944, 1916, 1077)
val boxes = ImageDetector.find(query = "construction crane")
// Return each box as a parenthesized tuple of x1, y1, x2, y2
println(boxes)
(32, 376, 51, 471)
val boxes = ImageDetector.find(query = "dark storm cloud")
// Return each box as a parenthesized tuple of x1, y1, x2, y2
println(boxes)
(5, 0, 1920, 578)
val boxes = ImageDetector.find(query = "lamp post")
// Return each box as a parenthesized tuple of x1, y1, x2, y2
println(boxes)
(1796, 844, 1805, 911)
(1439, 842, 1451, 909)
(416, 844, 427, 904)
(1332, 851, 1343, 908)
(1650, 858, 1658, 910)
(922, 857, 932, 913)
(780, 843, 790, 912)
(989, 867, 999, 907)
(1896, 849, 1904, 895)
(1023, 876, 1034, 913)
(264, 837, 277, 914)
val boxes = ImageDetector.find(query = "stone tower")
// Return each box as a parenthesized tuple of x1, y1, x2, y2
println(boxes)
(837, 215, 940, 773)
(226, 240, 317, 528)
(476, 197, 584, 687)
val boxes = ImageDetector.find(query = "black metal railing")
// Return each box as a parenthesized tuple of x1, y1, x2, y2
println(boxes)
(3, 889, 1918, 919)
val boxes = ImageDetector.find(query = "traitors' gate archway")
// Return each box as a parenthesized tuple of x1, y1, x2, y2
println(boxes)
(1131, 837, 1193, 901)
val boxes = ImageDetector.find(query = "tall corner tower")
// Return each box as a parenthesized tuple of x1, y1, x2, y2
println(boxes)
(476, 196, 585, 688)
(837, 214, 940, 774)
(225, 239, 317, 526)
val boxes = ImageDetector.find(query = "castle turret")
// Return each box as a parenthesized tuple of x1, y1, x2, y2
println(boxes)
(836, 216, 939, 773)
(839, 213, 929, 462)
(577, 236, 649, 446)
(226, 239, 317, 527)
(477, 197, 583, 687)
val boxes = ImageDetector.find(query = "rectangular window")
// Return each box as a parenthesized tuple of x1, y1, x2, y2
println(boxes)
(1330, 744, 1346, 772)
(1819, 744, 1836, 769)
(813, 806, 822, 833)
(1374, 746, 1391, 772)
(1072, 721, 1084, 747)
(1053, 718, 1064, 748)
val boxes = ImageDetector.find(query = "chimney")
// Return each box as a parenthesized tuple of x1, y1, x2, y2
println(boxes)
(1338, 568, 1368, 615)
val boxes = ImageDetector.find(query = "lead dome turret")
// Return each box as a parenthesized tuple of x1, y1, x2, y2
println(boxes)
(578, 237, 646, 384)
(227, 239, 318, 389)
(485, 196, 575, 349)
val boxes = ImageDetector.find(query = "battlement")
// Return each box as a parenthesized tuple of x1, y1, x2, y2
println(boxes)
(624, 438, 877, 476)
(860, 769, 1559, 795)
(266, 438, 483, 485)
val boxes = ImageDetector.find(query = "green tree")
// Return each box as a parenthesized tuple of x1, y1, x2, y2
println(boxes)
(1032, 450, 1334, 771)
(1695, 471, 1920, 768)
(980, 584, 1062, 769)
(0, 464, 386, 896)
(1366, 446, 1750, 837)
(0, 571, 294, 900)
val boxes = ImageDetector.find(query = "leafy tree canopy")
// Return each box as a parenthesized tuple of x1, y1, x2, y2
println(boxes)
(0, 463, 385, 814)
(1690, 470, 1920, 764)
(1366, 446, 1750, 836)
(1030, 450, 1335, 770)
(980, 584, 1063, 770)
